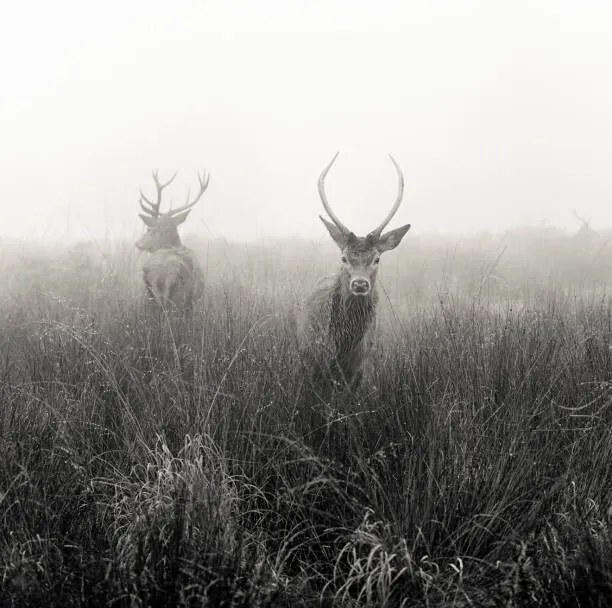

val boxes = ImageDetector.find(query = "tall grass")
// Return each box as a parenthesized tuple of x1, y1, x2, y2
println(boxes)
(0, 232, 611, 606)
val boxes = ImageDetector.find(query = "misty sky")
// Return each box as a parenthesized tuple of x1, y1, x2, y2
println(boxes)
(1, 0, 612, 243)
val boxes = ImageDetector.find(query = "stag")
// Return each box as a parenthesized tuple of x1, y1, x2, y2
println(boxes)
(135, 170, 209, 310)
(298, 153, 411, 392)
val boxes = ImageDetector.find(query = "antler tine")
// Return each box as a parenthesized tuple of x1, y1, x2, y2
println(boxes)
(167, 170, 210, 216)
(318, 152, 351, 234)
(139, 197, 156, 215)
(368, 154, 404, 239)
(139, 170, 177, 216)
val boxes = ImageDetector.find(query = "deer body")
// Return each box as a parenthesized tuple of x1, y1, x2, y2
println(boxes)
(299, 273, 378, 389)
(142, 246, 204, 310)
(299, 153, 410, 391)
(135, 170, 209, 311)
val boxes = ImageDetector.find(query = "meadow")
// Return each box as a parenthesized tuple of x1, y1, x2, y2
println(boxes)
(0, 228, 611, 607)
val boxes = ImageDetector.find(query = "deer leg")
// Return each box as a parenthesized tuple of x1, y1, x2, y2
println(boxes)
(148, 276, 164, 309)
(160, 278, 173, 310)
(144, 279, 156, 302)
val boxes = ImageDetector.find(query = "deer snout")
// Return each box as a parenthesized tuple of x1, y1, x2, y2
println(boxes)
(350, 278, 371, 295)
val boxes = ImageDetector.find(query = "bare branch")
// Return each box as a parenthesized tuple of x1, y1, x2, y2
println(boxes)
(573, 208, 590, 228)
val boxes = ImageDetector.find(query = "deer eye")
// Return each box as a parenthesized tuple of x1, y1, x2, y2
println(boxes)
(341, 256, 348, 264)
(373, 257, 380, 264)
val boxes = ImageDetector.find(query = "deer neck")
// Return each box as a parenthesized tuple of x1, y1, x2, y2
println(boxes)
(329, 274, 377, 354)
(160, 232, 182, 249)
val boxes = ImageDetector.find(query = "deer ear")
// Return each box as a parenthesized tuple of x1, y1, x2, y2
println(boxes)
(171, 209, 192, 225)
(319, 215, 350, 248)
(377, 224, 411, 252)
(139, 214, 157, 227)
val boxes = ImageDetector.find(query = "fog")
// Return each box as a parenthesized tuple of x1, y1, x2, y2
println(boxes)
(1, 0, 612, 243)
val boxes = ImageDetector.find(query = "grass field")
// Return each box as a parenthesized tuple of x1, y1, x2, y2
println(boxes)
(1, 231, 611, 606)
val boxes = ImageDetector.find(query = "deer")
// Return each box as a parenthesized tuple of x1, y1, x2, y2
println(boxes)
(135, 170, 209, 311)
(298, 153, 411, 394)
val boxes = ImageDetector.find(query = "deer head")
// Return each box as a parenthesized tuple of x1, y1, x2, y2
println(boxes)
(318, 153, 410, 297)
(135, 170, 209, 252)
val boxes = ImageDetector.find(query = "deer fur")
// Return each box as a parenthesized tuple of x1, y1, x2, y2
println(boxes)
(141, 245, 204, 311)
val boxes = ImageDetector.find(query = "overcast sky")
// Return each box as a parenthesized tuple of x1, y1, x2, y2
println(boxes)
(1, 0, 612, 242)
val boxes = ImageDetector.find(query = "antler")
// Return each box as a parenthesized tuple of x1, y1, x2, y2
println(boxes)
(318, 153, 405, 238)
(139, 170, 177, 217)
(318, 152, 351, 234)
(367, 155, 404, 239)
(167, 170, 210, 217)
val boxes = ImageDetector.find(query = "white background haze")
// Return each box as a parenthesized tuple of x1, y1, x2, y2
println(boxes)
(1, 0, 612, 243)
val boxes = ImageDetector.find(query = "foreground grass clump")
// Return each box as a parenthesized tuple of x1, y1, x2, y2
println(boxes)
(0, 239, 611, 606)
